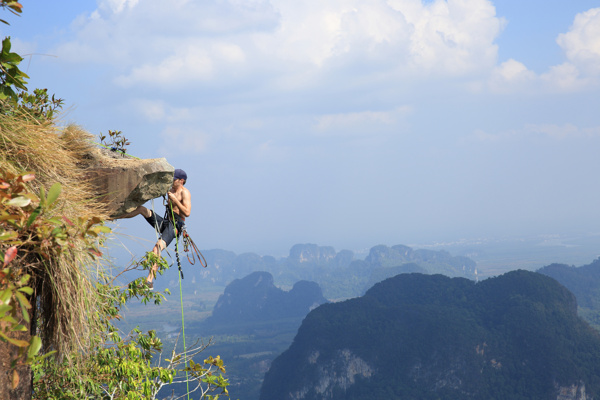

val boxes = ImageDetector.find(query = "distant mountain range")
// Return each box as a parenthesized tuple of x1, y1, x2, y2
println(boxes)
(157, 243, 478, 299)
(260, 270, 600, 400)
(146, 251, 600, 400)
(143, 242, 600, 400)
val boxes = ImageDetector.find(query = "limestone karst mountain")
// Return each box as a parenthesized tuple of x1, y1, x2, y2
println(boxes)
(260, 271, 600, 400)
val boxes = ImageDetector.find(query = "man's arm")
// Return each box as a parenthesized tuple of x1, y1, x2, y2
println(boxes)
(169, 189, 191, 217)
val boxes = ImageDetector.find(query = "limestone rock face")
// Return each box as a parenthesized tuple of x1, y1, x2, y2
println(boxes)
(288, 243, 336, 265)
(556, 382, 588, 400)
(206, 271, 328, 325)
(84, 149, 174, 218)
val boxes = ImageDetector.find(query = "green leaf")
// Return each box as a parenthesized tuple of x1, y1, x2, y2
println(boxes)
(90, 225, 111, 234)
(0, 289, 11, 303)
(0, 304, 12, 315)
(2, 37, 12, 53)
(15, 290, 31, 310)
(46, 183, 61, 208)
(18, 274, 30, 286)
(18, 287, 33, 295)
(34, 349, 56, 362)
(0, 331, 29, 347)
(3, 52, 21, 63)
(0, 232, 17, 241)
(6, 196, 31, 207)
(26, 205, 41, 227)
(27, 336, 41, 359)
(12, 324, 26, 331)
(38, 186, 46, 207)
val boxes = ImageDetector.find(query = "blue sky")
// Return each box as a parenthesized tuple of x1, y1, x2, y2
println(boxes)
(2, 0, 600, 257)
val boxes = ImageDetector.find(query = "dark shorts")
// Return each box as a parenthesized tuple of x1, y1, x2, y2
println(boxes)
(144, 210, 184, 247)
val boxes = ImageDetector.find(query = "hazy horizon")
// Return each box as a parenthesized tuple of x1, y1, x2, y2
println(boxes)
(4, 1, 600, 261)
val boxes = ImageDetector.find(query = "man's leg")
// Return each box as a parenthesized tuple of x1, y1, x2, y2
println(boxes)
(146, 239, 166, 283)
(118, 205, 152, 219)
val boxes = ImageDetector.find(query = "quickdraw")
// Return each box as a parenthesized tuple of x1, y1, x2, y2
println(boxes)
(182, 230, 207, 268)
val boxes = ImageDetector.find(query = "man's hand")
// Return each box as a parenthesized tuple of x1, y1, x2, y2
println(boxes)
(168, 190, 191, 217)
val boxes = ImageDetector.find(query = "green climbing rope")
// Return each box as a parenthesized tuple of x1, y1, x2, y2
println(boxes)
(168, 200, 191, 400)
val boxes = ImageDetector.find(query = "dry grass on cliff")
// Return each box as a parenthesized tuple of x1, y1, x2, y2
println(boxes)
(0, 112, 111, 356)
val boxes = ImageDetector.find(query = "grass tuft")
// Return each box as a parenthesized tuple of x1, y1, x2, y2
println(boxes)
(0, 110, 111, 357)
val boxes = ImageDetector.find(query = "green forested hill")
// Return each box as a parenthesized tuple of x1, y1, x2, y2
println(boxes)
(202, 271, 328, 329)
(538, 258, 600, 329)
(260, 271, 600, 400)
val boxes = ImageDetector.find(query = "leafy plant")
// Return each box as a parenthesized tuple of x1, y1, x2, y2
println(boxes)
(33, 263, 230, 400)
(0, 170, 109, 360)
(0, 171, 227, 399)
(0, 36, 64, 120)
(0, 171, 93, 391)
(0, 169, 229, 399)
(0, 0, 22, 26)
(17, 88, 64, 121)
(99, 129, 131, 156)
(0, 247, 42, 391)
(0, 36, 27, 102)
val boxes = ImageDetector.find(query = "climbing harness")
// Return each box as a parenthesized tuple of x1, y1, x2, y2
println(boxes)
(162, 193, 207, 268)
(156, 191, 208, 275)
(162, 194, 187, 278)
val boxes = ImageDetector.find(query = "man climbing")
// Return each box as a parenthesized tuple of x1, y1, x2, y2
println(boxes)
(120, 168, 191, 290)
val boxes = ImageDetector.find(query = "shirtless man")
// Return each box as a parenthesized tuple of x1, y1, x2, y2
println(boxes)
(120, 169, 191, 289)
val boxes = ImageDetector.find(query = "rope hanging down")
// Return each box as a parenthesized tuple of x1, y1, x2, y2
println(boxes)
(167, 196, 192, 399)
(145, 188, 205, 399)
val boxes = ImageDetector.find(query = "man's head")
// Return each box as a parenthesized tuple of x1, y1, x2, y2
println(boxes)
(174, 169, 187, 185)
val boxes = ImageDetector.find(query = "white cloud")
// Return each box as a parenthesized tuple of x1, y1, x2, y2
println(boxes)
(483, 7, 600, 93)
(472, 123, 600, 142)
(472, 129, 502, 142)
(525, 123, 580, 140)
(391, 0, 504, 74)
(488, 59, 536, 93)
(540, 62, 589, 92)
(116, 44, 215, 87)
(527, 123, 600, 139)
(314, 106, 412, 134)
(160, 126, 208, 155)
(131, 99, 194, 122)
(115, 40, 246, 87)
(261, 0, 502, 75)
(557, 8, 600, 76)
(253, 140, 290, 163)
(99, 0, 140, 14)
(56, 0, 504, 89)
(134, 99, 166, 121)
